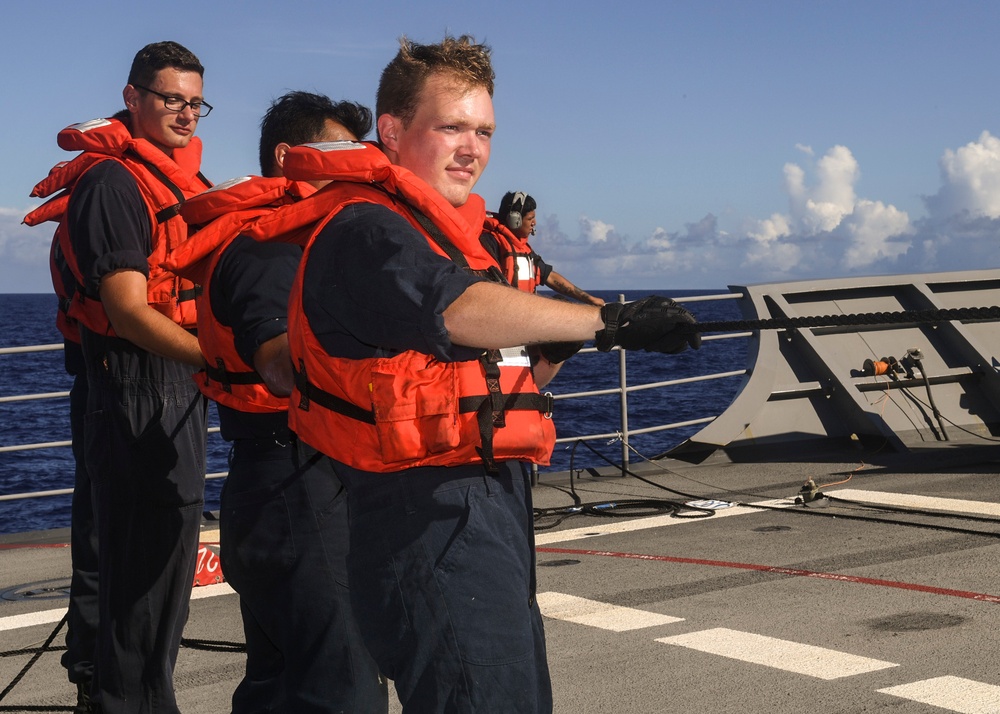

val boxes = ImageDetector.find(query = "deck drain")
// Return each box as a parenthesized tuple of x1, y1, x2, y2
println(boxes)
(866, 612, 966, 632)
(538, 559, 580, 568)
(1, 578, 72, 602)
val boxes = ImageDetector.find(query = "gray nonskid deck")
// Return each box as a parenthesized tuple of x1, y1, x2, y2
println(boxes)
(2, 447, 1000, 713)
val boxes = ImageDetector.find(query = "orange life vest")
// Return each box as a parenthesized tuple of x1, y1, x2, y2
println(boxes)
(163, 176, 315, 413)
(275, 140, 556, 472)
(48, 232, 80, 344)
(483, 216, 543, 294)
(24, 117, 211, 336)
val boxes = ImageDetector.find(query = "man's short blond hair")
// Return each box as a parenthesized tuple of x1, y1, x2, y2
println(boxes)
(376, 35, 494, 134)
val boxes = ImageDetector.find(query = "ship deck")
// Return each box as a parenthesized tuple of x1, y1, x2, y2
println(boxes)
(3, 443, 1000, 713)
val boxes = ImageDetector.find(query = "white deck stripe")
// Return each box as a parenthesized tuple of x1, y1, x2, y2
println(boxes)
(0, 607, 66, 632)
(537, 592, 683, 631)
(535, 499, 791, 545)
(879, 677, 1000, 713)
(190, 582, 235, 599)
(0, 583, 235, 633)
(657, 628, 898, 680)
(830, 489, 1000, 516)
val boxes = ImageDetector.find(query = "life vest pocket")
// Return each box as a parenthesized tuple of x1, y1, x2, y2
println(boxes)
(369, 358, 463, 464)
(147, 273, 199, 328)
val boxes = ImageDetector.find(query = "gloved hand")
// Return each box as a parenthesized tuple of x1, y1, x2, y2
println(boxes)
(537, 341, 585, 364)
(595, 296, 701, 353)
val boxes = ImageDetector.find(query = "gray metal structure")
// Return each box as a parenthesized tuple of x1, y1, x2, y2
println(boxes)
(676, 269, 1000, 460)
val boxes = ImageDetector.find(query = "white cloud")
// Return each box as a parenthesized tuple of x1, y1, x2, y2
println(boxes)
(899, 131, 1000, 275)
(744, 240, 802, 273)
(737, 145, 913, 276)
(578, 216, 617, 245)
(789, 145, 859, 234)
(838, 199, 912, 269)
(521, 134, 1000, 290)
(533, 144, 923, 288)
(748, 212, 790, 244)
(0, 206, 51, 293)
(645, 226, 673, 251)
(925, 130, 1000, 219)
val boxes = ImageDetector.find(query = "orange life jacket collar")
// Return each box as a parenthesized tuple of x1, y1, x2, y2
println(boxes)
(24, 117, 210, 336)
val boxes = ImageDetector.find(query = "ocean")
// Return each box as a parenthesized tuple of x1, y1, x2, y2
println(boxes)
(0, 291, 745, 535)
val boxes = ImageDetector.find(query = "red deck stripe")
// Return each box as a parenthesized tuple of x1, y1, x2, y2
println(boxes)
(537, 546, 1000, 604)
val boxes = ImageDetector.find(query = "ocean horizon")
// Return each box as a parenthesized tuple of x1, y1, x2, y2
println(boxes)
(0, 290, 746, 534)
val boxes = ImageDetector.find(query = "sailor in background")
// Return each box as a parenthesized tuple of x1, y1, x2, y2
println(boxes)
(166, 90, 386, 713)
(493, 190, 605, 307)
(487, 189, 607, 375)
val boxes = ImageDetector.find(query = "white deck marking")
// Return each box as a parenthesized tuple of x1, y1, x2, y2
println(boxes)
(190, 582, 235, 599)
(879, 676, 1000, 713)
(830, 489, 1000, 516)
(657, 628, 898, 680)
(535, 498, 791, 545)
(0, 583, 235, 633)
(0, 607, 66, 632)
(537, 592, 684, 631)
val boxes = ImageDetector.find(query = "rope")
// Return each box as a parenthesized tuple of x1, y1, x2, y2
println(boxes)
(0, 617, 245, 712)
(180, 637, 245, 653)
(0, 614, 71, 711)
(688, 305, 1000, 334)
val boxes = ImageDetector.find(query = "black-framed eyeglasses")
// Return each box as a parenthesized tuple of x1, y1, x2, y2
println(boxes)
(133, 84, 213, 117)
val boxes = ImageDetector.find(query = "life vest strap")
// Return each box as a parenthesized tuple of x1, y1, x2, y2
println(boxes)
(293, 361, 553, 472)
(294, 363, 377, 424)
(177, 285, 202, 303)
(155, 202, 183, 224)
(205, 358, 265, 394)
(408, 207, 470, 269)
(463, 388, 553, 473)
(456, 392, 553, 415)
(123, 147, 211, 227)
(482, 350, 506, 428)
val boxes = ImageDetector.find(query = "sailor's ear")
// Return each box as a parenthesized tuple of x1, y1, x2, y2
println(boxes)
(123, 85, 141, 113)
(274, 142, 292, 174)
(377, 114, 400, 152)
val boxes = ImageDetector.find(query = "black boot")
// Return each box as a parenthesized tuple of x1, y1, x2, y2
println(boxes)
(74, 681, 97, 714)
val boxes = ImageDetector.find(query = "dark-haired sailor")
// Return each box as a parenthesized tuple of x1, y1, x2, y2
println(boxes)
(28, 40, 212, 713)
(167, 90, 386, 713)
(493, 190, 604, 306)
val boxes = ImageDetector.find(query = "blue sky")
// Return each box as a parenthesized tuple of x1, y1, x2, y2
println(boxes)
(3, 0, 1000, 292)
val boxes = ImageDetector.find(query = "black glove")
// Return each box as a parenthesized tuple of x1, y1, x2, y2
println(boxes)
(537, 341, 585, 364)
(595, 296, 701, 353)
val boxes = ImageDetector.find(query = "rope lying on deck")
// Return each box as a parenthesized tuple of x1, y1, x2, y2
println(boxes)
(688, 305, 1000, 334)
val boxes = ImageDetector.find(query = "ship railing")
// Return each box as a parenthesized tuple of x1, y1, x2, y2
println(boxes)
(0, 292, 747, 503)
(542, 292, 747, 480)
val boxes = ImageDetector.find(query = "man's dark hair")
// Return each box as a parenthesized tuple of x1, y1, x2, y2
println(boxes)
(376, 35, 494, 139)
(259, 91, 374, 177)
(127, 41, 204, 88)
(498, 191, 537, 224)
